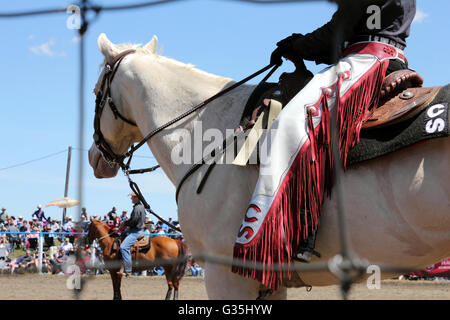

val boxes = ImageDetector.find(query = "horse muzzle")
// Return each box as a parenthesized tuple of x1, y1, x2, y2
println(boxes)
(88, 143, 120, 178)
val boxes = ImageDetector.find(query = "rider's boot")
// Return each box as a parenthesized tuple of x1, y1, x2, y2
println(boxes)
(293, 229, 321, 263)
(118, 265, 129, 277)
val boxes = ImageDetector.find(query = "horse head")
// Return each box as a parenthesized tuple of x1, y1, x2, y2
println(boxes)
(87, 217, 108, 244)
(89, 33, 159, 178)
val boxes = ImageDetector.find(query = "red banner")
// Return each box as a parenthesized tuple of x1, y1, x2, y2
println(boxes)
(410, 258, 450, 278)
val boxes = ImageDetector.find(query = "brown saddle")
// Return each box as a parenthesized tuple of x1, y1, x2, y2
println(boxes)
(241, 69, 441, 132)
(362, 70, 442, 130)
(111, 234, 152, 255)
(132, 234, 151, 253)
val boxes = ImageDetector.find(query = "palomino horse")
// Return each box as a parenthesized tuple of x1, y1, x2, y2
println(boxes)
(87, 218, 188, 300)
(89, 34, 450, 299)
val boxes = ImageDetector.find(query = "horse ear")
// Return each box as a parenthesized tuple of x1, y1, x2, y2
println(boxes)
(97, 33, 119, 63)
(143, 35, 158, 54)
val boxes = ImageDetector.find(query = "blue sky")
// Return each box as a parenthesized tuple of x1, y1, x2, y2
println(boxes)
(0, 0, 448, 223)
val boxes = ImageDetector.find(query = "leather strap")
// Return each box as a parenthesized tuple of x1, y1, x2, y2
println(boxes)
(233, 99, 282, 166)
(343, 42, 407, 64)
(346, 35, 406, 50)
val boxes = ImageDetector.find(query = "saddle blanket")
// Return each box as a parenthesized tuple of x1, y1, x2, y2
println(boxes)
(348, 102, 449, 165)
(235, 100, 449, 168)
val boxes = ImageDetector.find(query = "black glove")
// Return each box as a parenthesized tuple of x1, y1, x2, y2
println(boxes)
(276, 33, 304, 49)
(270, 33, 304, 66)
(270, 47, 286, 66)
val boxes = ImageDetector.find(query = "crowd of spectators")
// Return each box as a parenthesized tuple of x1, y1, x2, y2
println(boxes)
(0, 205, 200, 277)
(0, 205, 78, 254)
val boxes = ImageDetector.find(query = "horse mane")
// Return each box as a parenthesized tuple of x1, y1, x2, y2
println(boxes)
(96, 41, 232, 93)
(92, 219, 111, 234)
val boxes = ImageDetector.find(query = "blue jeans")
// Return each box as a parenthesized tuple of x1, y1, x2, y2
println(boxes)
(120, 229, 144, 273)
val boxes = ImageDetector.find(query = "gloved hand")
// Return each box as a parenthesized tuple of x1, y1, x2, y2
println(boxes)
(270, 47, 287, 66)
(270, 33, 304, 66)
(276, 33, 304, 48)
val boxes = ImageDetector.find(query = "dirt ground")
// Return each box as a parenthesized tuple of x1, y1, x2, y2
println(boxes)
(0, 274, 448, 300)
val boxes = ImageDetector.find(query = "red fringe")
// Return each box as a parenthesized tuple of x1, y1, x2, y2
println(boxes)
(337, 60, 390, 168)
(232, 93, 333, 291)
(232, 59, 389, 291)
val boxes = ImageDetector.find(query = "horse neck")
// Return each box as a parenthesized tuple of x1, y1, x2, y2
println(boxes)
(128, 55, 254, 186)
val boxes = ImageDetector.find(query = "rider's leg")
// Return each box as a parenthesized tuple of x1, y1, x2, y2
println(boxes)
(294, 217, 319, 263)
(235, 62, 343, 254)
(204, 261, 263, 299)
(293, 57, 408, 264)
(235, 51, 389, 283)
(119, 231, 141, 274)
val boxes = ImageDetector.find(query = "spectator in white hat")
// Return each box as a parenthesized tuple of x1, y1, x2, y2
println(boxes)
(49, 218, 60, 232)
(63, 216, 73, 230)
(60, 238, 73, 255)
(32, 204, 48, 222)
(0, 207, 8, 224)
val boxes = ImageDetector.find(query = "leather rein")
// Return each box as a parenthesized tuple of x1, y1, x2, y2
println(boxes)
(93, 49, 278, 232)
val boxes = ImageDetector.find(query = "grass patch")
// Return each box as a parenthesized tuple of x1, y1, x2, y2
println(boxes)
(10, 239, 63, 259)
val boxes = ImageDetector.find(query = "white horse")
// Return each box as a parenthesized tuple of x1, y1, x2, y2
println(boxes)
(89, 34, 450, 299)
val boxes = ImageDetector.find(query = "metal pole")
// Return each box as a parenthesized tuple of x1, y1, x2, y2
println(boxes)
(38, 232, 43, 275)
(77, 1, 86, 228)
(73, 1, 87, 299)
(328, 4, 359, 299)
(329, 2, 353, 262)
(330, 119, 352, 260)
(62, 146, 72, 222)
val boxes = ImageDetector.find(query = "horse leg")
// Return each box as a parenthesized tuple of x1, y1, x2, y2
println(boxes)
(163, 266, 174, 300)
(173, 281, 179, 300)
(110, 271, 123, 300)
(117, 273, 123, 300)
(165, 282, 173, 300)
(168, 269, 180, 300)
(204, 262, 264, 299)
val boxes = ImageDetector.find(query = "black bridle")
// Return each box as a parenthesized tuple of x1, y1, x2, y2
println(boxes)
(93, 49, 279, 232)
(93, 49, 138, 168)
(93, 49, 174, 229)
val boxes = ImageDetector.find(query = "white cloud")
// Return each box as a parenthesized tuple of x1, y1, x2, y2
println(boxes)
(413, 9, 430, 24)
(29, 39, 66, 57)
